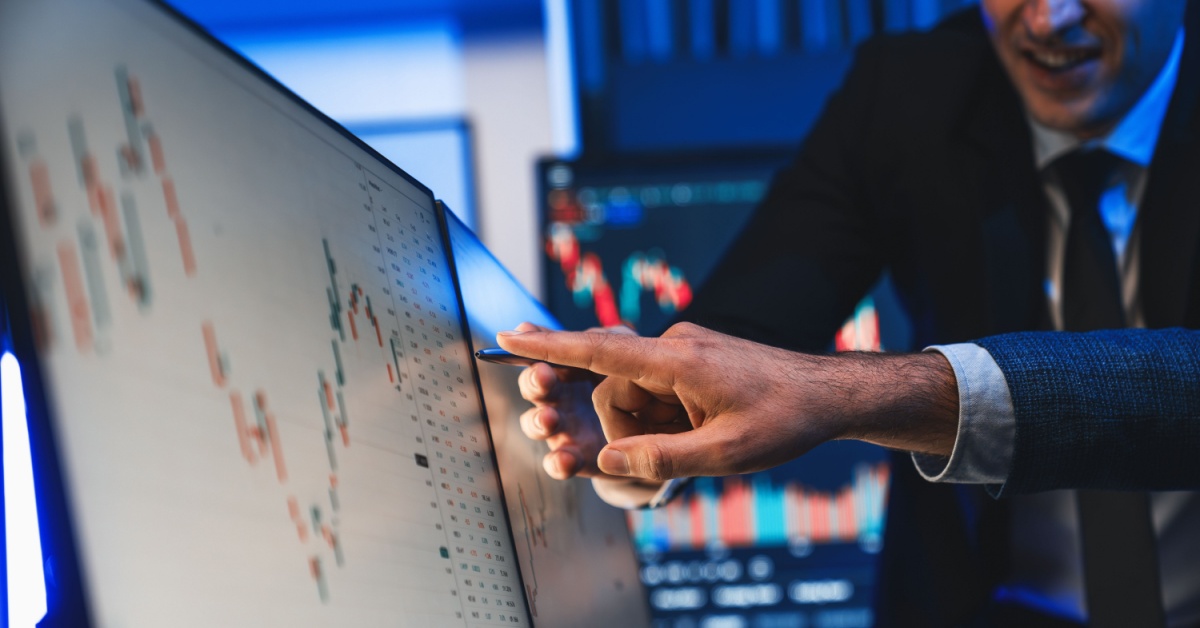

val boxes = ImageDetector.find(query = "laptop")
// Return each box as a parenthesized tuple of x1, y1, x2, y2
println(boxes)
(0, 0, 649, 625)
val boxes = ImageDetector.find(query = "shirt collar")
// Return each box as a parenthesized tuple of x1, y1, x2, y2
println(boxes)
(1030, 27, 1185, 170)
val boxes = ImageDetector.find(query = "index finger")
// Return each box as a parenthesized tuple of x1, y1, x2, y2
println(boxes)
(496, 330, 663, 382)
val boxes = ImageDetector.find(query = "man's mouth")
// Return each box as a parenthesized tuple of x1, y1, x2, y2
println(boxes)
(1022, 47, 1102, 72)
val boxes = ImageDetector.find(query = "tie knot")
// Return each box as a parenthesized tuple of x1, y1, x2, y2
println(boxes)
(1052, 148, 1123, 196)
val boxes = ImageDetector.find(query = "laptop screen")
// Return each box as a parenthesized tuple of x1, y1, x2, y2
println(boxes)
(0, 0, 534, 624)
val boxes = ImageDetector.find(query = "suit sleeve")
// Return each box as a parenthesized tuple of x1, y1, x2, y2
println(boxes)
(973, 327, 1200, 494)
(681, 41, 890, 351)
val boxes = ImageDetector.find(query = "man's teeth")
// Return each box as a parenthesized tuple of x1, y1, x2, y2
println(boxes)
(1030, 49, 1093, 69)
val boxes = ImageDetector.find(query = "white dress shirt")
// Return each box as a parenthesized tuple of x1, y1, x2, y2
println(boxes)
(912, 30, 1200, 626)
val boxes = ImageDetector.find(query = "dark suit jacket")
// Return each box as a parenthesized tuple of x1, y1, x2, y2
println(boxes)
(975, 328, 1200, 495)
(684, 7, 1200, 626)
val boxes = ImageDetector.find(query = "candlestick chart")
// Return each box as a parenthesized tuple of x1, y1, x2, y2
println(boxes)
(540, 164, 890, 355)
(16, 65, 197, 356)
(0, 5, 530, 620)
(546, 222, 692, 329)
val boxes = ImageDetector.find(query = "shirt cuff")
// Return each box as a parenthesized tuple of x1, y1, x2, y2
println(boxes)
(911, 343, 1016, 484)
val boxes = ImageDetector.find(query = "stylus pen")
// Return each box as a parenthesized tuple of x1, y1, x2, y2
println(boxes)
(474, 347, 569, 369)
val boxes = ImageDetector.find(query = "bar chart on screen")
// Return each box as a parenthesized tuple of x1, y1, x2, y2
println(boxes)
(628, 464, 889, 553)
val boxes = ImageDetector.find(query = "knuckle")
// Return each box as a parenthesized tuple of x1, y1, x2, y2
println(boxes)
(664, 321, 699, 338)
(587, 332, 617, 370)
(519, 408, 542, 438)
(591, 380, 614, 407)
(518, 367, 541, 399)
(723, 427, 763, 473)
(535, 408, 556, 436)
(640, 442, 674, 482)
(543, 453, 565, 479)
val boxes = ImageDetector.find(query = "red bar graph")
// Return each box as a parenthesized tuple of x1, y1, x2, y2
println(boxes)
(834, 298, 881, 352)
(127, 75, 144, 117)
(288, 496, 309, 542)
(57, 242, 93, 352)
(229, 391, 256, 464)
(345, 284, 394, 383)
(546, 224, 673, 328)
(321, 374, 334, 412)
(202, 321, 225, 387)
(119, 144, 139, 172)
(30, 159, 55, 227)
(310, 556, 328, 602)
(162, 177, 180, 220)
(81, 154, 99, 189)
(257, 391, 288, 483)
(97, 185, 124, 260)
(148, 132, 166, 175)
(629, 464, 889, 551)
(175, 217, 196, 277)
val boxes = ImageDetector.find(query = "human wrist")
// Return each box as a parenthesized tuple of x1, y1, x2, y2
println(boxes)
(815, 351, 959, 456)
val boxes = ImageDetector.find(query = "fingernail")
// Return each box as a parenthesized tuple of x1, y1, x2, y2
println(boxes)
(533, 411, 545, 432)
(599, 449, 630, 476)
(497, 330, 525, 336)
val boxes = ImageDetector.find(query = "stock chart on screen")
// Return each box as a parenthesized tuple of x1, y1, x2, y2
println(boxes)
(540, 157, 779, 335)
(539, 158, 891, 627)
(0, 1, 534, 622)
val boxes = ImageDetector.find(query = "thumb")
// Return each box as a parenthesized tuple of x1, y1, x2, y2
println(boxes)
(597, 431, 719, 481)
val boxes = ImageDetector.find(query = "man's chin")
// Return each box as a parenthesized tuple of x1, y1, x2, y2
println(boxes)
(1023, 97, 1114, 139)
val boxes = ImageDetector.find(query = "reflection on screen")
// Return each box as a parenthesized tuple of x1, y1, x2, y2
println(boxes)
(446, 210, 651, 627)
(0, 0, 528, 624)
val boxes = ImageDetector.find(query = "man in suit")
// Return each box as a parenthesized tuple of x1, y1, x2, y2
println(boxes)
(510, 0, 1200, 625)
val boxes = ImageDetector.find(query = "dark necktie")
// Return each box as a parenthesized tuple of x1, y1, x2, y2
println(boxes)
(1054, 148, 1165, 627)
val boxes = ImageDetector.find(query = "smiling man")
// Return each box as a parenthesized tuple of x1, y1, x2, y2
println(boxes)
(512, 1, 1200, 626)
(988, 0, 1184, 136)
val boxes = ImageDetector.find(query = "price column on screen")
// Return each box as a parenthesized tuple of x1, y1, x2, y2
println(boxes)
(355, 167, 526, 625)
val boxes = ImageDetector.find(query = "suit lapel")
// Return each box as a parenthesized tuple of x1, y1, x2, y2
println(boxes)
(1139, 10, 1200, 328)
(958, 52, 1053, 335)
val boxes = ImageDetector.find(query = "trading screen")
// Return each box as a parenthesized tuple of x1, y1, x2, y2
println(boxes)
(540, 159, 890, 627)
(0, 0, 528, 624)
(540, 158, 776, 336)
(447, 210, 650, 627)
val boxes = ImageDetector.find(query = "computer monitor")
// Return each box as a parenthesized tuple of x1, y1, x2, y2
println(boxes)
(538, 156, 892, 627)
(445, 207, 650, 626)
(539, 154, 792, 336)
(0, 0, 637, 625)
